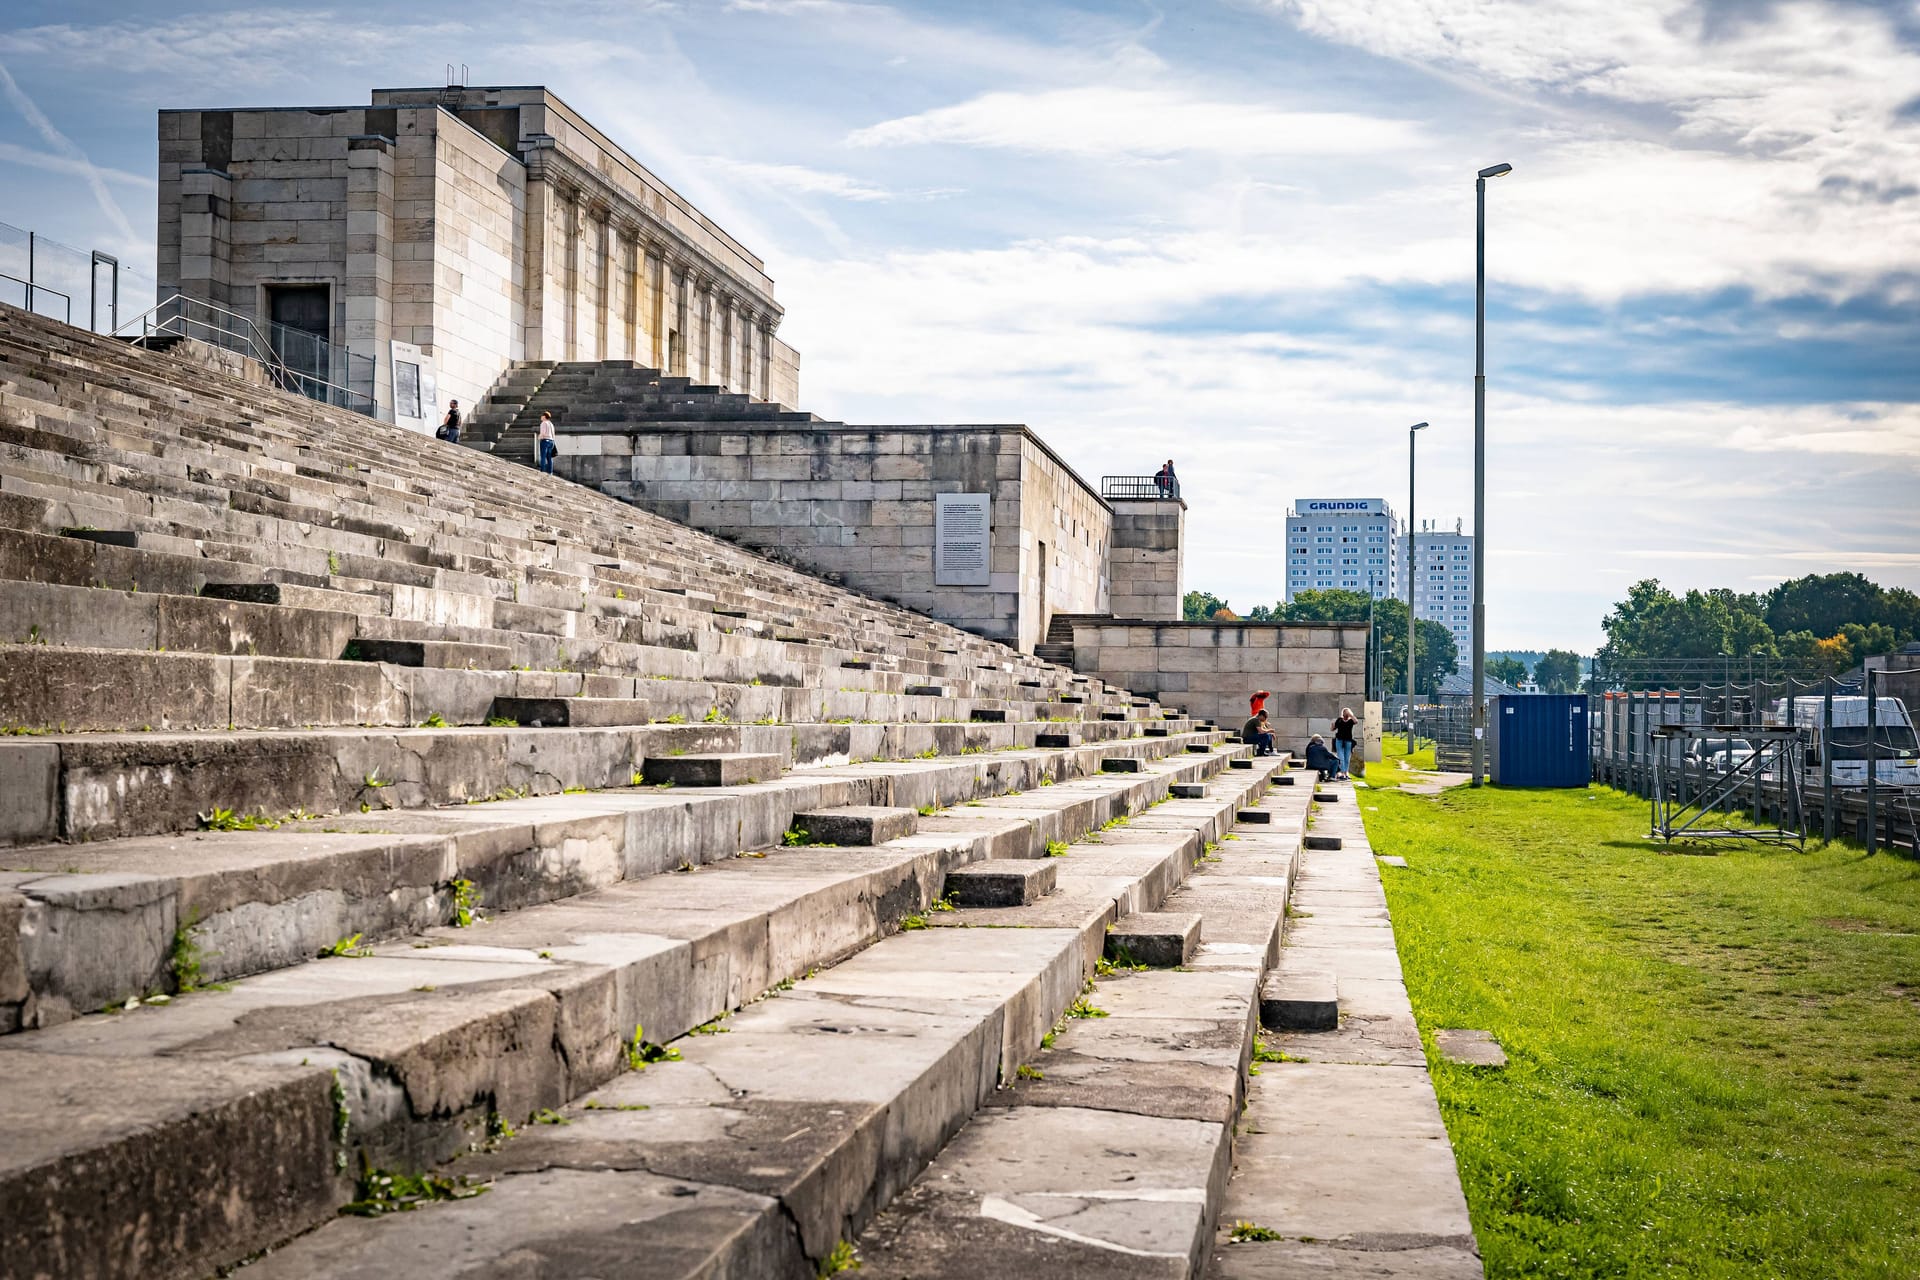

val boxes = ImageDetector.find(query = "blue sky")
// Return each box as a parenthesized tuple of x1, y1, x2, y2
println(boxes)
(2, 0, 1917, 650)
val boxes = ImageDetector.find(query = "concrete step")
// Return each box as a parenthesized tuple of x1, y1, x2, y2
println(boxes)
(1260, 967, 1340, 1030)
(944, 859, 1058, 907)
(641, 751, 784, 786)
(854, 794, 1307, 1276)
(1105, 910, 1201, 966)
(0, 737, 1240, 1026)
(790, 805, 918, 846)
(489, 695, 652, 727)
(0, 746, 1257, 1278)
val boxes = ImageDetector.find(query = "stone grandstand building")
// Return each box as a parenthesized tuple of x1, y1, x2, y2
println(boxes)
(157, 86, 799, 431)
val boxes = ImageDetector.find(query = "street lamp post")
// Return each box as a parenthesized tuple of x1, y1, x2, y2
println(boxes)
(1406, 422, 1428, 747)
(1472, 162, 1512, 787)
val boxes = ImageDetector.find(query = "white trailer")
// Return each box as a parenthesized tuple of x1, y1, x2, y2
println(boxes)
(1773, 695, 1920, 787)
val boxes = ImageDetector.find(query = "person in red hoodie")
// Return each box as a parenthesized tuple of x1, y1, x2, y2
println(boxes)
(1249, 690, 1270, 717)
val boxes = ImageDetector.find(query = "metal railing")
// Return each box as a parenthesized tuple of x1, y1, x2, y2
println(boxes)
(114, 294, 375, 417)
(0, 272, 71, 324)
(1102, 474, 1181, 501)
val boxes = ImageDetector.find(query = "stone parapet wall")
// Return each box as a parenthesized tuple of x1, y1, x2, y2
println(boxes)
(561, 423, 1110, 650)
(1070, 620, 1369, 746)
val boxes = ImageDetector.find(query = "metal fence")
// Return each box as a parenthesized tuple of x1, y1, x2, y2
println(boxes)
(0, 220, 154, 334)
(1590, 672, 1919, 855)
(116, 294, 376, 417)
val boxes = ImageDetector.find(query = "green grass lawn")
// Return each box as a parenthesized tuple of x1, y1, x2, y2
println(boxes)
(1364, 782, 1920, 1279)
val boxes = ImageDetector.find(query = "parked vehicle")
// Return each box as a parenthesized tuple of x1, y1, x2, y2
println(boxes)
(1685, 740, 1755, 774)
(1773, 695, 1920, 787)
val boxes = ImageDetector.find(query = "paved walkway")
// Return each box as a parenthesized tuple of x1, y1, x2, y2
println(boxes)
(1207, 779, 1483, 1278)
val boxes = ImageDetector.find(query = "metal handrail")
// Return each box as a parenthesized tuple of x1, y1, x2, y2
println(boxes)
(114, 292, 295, 389)
(1102, 474, 1181, 501)
(1, 272, 72, 324)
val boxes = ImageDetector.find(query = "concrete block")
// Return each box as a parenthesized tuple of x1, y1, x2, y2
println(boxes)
(1260, 967, 1338, 1031)
(943, 859, 1056, 908)
(1236, 809, 1273, 825)
(1035, 732, 1076, 749)
(1304, 834, 1343, 850)
(1100, 757, 1142, 773)
(1170, 783, 1205, 799)
(0, 743, 59, 846)
(641, 752, 781, 787)
(790, 806, 917, 847)
(1105, 912, 1201, 967)
(1377, 855, 1409, 868)
(1315, 790, 1340, 802)
(489, 697, 651, 728)
(1434, 1028, 1507, 1068)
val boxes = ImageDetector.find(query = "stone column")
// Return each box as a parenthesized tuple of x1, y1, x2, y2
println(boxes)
(343, 135, 395, 420)
(593, 204, 612, 360)
(757, 319, 773, 401)
(176, 167, 234, 310)
(719, 295, 735, 390)
(564, 192, 586, 360)
(693, 275, 713, 382)
(516, 134, 558, 361)
(620, 224, 639, 362)
(671, 259, 692, 375)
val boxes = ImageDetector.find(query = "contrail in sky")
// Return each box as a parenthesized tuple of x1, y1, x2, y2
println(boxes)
(0, 58, 137, 245)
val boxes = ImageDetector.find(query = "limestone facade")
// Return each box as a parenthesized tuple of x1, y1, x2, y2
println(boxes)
(156, 87, 799, 424)
(1069, 620, 1369, 745)
(561, 424, 1111, 652)
(1106, 498, 1185, 621)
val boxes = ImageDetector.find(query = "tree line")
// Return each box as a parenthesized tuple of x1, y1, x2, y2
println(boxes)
(1596, 572, 1919, 687)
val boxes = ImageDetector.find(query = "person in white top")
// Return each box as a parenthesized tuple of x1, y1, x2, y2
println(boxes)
(536, 411, 557, 474)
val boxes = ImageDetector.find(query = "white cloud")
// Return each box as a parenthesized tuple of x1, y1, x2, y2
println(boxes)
(0, 141, 154, 189)
(847, 86, 1424, 158)
(700, 157, 899, 202)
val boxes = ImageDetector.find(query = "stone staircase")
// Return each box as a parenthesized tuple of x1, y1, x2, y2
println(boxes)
(463, 358, 827, 463)
(0, 301, 1477, 1279)
(1035, 610, 1104, 666)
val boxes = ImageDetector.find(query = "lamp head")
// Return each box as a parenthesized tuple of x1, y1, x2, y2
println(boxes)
(1478, 163, 1513, 179)
(1411, 421, 1429, 432)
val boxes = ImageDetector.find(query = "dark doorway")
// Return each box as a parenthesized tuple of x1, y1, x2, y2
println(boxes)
(266, 284, 330, 388)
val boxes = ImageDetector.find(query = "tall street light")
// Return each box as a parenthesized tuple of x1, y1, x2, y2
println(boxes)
(1473, 161, 1512, 787)
(1406, 422, 1429, 745)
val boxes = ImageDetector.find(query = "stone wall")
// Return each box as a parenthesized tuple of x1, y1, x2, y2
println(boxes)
(563, 424, 1110, 650)
(1107, 498, 1184, 622)
(1068, 620, 1369, 746)
(1018, 437, 1113, 649)
(427, 117, 527, 408)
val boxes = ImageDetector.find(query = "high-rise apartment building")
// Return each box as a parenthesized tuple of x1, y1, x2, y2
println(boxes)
(1285, 499, 1474, 671)
(1409, 519, 1474, 668)
(1284, 499, 1402, 601)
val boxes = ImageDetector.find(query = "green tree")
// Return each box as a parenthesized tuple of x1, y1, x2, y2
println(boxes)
(1533, 649, 1583, 694)
(1373, 597, 1459, 696)
(1183, 590, 1229, 622)
(1766, 572, 1885, 639)
(1840, 621, 1898, 661)
(1488, 656, 1529, 687)
(1279, 588, 1373, 623)
(1597, 579, 1775, 686)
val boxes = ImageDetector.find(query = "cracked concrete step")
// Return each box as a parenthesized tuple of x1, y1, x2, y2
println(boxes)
(851, 795, 1307, 1278)
(0, 738, 1243, 1028)
(790, 805, 918, 846)
(1260, 967, 1339, 1031)
(0, 748, 1252, 1278)
(1, 717, 1221, 845)
(243, 926, 1089, 1280)
(230, 752, 1280, 1279)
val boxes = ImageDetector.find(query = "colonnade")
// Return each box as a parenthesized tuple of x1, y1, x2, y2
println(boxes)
(552, 190, 774, 399)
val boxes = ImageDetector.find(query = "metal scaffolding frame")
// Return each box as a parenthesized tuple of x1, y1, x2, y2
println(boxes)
(1648, 723, 1806, 848)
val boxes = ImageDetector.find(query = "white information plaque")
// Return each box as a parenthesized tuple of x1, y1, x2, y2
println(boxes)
(934, 492, 991, 587)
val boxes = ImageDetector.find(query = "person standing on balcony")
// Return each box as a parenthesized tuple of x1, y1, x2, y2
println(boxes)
(537, 411, 557, 474)
(1154, 459, 1177, 497)
(437, 399, 461, 444)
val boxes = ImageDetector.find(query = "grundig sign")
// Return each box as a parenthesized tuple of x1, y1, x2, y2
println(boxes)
(1302, 499, 1384, 514)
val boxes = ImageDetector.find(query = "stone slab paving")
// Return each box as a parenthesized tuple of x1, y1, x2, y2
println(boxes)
(1208, 780, 1484, 1279)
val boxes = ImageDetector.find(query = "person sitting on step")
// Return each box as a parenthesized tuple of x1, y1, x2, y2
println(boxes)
(1241, 708, 1275, 757)
(1304, 734, 1341, 781)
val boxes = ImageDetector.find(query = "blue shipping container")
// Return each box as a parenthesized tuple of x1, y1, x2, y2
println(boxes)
(1489, 695, 1590, 787)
